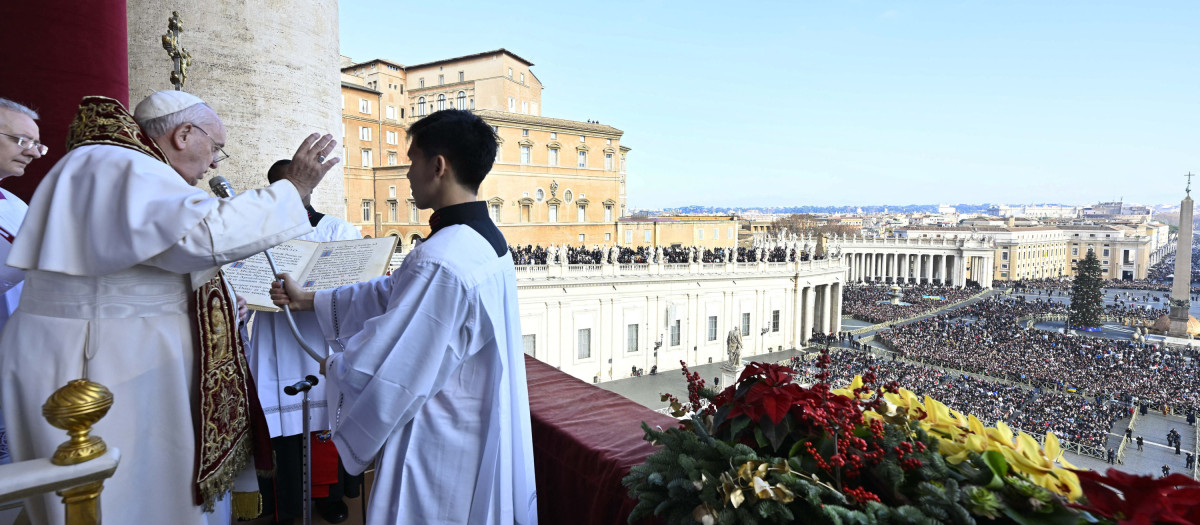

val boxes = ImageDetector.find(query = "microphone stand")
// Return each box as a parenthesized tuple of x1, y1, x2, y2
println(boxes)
(209, 176, 327, 364)
(284, 375, 320, 525)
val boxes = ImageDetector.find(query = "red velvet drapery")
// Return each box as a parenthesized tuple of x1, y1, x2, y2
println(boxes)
(0, 0, 128, 201)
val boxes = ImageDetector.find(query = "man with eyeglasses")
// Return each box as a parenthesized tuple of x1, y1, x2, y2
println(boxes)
(0, 98, 44, 471)
(0, 90, 339, 525)
(0, 99, 45, 181)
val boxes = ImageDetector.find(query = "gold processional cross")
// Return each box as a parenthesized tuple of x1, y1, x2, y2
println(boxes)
(160, 11, 192, 90)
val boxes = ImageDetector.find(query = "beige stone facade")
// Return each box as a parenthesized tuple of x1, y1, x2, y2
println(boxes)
(339, 49, 629, 249)
(1060, 226, 1151, 280)
(898, 224, 1157, 282)
(616, 216, 740, 250)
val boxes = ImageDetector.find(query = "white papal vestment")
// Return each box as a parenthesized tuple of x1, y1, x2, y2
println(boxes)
(0, 144, 311, 525)
(314, 210, 538, 525)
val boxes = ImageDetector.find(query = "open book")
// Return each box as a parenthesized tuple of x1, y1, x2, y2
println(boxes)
(222, 237, 399, 312)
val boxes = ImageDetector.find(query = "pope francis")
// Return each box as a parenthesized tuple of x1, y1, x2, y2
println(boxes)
(0, 91, 338, 525)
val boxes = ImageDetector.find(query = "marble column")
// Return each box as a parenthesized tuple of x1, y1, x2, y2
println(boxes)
(128, 0, 346, 217)
(792, 280, 804, 347)
(830, 282, 842, 334)
(820, 284, 832, 334)
(802, 286, 815, 345)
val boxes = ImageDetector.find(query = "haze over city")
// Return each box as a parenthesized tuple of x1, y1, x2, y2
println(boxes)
(340, 1, 1199, 209)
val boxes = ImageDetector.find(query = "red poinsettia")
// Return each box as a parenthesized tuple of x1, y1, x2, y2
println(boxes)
(733, 363, 805, 424)
(1072, 468, 1200, 524)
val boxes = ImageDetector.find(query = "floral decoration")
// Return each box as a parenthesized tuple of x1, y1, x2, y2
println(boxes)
(625, 348, 1200, 524)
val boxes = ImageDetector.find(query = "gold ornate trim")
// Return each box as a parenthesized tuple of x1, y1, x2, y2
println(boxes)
(65, 96, 169, 164)
(42, 379, 113, 466)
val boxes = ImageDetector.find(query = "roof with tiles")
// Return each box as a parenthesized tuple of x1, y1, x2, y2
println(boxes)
(474, 109, 624, 136)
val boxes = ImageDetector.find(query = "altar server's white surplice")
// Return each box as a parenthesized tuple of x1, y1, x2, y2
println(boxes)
(0, 143, 310, 525)
(315, 208, 537, 525)
(249, 213, 360, 438)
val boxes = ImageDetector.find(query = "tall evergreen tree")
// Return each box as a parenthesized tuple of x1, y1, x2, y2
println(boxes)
(1069, 249, 1105, 328)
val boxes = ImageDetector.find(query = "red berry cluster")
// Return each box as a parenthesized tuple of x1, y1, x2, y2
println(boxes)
(844, 485, 881, 504)
(678, 361, 718, 416)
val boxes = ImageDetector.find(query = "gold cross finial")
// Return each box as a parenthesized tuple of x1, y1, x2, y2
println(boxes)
(160, 12, 192, 90)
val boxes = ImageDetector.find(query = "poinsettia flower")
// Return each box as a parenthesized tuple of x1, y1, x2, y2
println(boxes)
(1073, 469, 1200, 524)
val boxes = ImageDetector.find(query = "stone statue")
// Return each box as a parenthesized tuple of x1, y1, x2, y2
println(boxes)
(609, 244, 619, 264)
(726, 327, 743, 366)
(655, 245, 664, 263)
(689, 246, 697, 263)
(725, 248, 733, 263)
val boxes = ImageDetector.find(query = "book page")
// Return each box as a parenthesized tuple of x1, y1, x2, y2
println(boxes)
(297, 237, 397, 291)
(222, 240, 319, 312)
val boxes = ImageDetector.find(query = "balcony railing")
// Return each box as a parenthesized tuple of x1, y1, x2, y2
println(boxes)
(511, 257, 848, 281)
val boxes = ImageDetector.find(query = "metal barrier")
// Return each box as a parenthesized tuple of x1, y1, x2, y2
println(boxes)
(1115, 408, 1138, 465)
(1017, 312, 1131, 330)
(1194, 422, 1199, 480)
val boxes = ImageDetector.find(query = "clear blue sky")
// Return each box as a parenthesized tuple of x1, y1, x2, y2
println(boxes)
(339, 1, 1199, 209)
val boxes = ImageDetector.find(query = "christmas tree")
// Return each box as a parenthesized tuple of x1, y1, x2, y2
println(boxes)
(1069, 249, 1104, 329)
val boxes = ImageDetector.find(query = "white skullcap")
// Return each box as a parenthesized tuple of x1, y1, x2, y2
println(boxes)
(133, 90, 206, 121)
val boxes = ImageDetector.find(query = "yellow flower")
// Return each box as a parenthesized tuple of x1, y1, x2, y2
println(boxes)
(832, 375, 868, 399)
(872, 390, 1084, 501)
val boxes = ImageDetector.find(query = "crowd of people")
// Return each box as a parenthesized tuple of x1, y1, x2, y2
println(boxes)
(875, 295, 1200, 420)
(508, 243, 826, 266)
(796, 350, 1125, 449)
(840, 283, 979, 324)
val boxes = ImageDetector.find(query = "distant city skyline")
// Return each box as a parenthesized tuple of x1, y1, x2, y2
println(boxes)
(339, 1, 1199, 209)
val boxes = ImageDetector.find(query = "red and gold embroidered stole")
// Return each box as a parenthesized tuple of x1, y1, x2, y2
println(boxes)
(191, 272, 271, 509)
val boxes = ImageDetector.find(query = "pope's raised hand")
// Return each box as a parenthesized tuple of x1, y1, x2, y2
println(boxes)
(270, 273, 316, 311)
(282, 133, 340, 198)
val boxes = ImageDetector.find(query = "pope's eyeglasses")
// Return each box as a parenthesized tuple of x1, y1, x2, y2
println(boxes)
(192, 125, 230, 164)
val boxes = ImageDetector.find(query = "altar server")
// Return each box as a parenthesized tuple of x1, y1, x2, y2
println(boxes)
(271, 109, 537, 524)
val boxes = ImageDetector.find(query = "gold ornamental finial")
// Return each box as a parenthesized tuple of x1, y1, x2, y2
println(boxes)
(160, 11, 192, 90)
(42, 379, 114, 466)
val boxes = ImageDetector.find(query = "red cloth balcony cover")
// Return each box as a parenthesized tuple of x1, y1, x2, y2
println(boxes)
(525, 355, 677, 525)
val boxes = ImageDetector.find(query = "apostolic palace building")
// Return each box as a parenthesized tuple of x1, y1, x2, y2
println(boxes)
(336, 49, 847, 383)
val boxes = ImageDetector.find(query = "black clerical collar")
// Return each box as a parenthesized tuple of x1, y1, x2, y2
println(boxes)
(305, 205, 325, 228)
(428, 201, 507, 256)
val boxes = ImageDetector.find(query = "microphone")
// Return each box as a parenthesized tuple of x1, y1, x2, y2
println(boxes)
(209, 176, 237, 198)
(209, 176, 328, 364)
